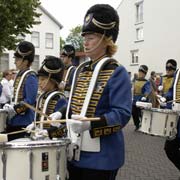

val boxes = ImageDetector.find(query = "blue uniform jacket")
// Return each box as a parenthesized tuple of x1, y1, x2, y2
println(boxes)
(10, 74, 38, 126)
(70, 65, 132, 170)
(163, 75, 180, 138)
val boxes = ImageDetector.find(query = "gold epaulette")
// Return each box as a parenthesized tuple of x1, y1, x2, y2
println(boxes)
(90, 125, 121, 138)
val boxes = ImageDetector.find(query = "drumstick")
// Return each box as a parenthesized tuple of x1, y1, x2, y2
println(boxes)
(0, 129, 30, 142)
(35, 117, 101, 124)
(167, 98, 180, 103)
(23, 102, 51, 120)
(7, 129, 27, 135)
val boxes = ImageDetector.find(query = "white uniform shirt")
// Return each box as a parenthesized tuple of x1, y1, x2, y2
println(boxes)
(0, 78, 12, 104)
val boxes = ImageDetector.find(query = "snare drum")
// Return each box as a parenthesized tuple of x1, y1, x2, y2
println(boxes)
(0, 109, 7, 132)
(0, 138, 71, 180)
(139, 108, 178, 137)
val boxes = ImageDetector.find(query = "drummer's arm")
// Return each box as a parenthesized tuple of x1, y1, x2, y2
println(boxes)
(164, 86, 173, 101)
(142, 81, 151, 101)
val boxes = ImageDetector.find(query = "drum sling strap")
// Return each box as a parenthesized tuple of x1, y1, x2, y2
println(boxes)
(14, 69, 36, 104)
(36, 91, 66, 129)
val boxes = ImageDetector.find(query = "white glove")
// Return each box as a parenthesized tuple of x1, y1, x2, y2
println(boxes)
(26, 122, 35, 133)
(34, 128, 48, 138)
(49, 112, 62, 127)
(3, 104, 16, 119)
(68, 114, 91, 134)
(158, 85, 163, 91)
(141, 97, 147, 101)
(160, 97, 166, 103)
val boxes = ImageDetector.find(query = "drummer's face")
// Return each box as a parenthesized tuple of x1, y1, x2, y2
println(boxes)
(138, 71, 146, 78)
(83, 33, 106, 60)
(166, 63, 175, 76)
(38, 76, 50, 92)
(14, 57, 28, 70)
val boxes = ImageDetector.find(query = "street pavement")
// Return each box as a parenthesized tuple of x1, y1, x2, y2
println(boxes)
(116, 120, 180, 180)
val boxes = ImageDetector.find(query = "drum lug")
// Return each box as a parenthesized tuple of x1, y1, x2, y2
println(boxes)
(149, 111, 153, 133)
(56, 148, 61, 180)
(163, 114, 168, 136)
(2, 150, 7, 180)
(29, 149, 33, 180)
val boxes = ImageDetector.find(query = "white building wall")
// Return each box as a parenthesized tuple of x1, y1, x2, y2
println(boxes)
(7, 6, 62, 70)
(115, 0, 180, 78)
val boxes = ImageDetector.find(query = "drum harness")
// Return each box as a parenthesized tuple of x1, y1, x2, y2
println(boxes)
(66, 57, 119, 161)
(14, 69, 36, 104)
(35, 91, 66, 129)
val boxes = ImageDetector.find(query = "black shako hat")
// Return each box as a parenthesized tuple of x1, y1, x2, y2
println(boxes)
(139, 65, 148, 74)
(61, 44, 75, 58)
(38, 56, 64, 84)
(166, 59, 177, 70)
(14, 41, 35, 62)
(82, 4, 119, 42)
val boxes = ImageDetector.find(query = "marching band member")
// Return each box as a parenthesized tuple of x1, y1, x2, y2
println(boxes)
(50, 4, 132, 180)
(164, 68, 180, 170)
(3, 41, 38, 141)
(132, 65, 150, 130)
(59, 44, 76, 98)
(26, 56, 67, 139)
(158, 59, 177, 109)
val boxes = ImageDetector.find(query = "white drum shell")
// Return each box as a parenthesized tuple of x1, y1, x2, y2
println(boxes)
(0, 138, 70, 180)
(139, 108, 178, 137)
(172, 103, 180, 113)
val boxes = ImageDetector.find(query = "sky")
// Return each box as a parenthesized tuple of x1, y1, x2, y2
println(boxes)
(40, 0, 122, 39)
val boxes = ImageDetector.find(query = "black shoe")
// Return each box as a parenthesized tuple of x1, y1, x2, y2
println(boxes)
(134, 126, 139, 131)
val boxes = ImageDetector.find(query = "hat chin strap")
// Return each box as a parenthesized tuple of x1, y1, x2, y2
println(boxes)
(84, 33, 105, 53)
(41, 74, 51, 91)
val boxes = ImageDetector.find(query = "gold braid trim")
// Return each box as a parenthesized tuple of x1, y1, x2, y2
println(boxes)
(90, 125, 121, 138)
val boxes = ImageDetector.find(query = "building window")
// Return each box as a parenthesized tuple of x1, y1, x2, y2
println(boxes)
(32, 55, 39, 72)
(31, 31, 40, 48)
(136, 27, 144, 41)
(0, 53, 9, 71)
(131, 50, 139, 64)
(45, 33, 53, 49)
(136, 1, 143, 23)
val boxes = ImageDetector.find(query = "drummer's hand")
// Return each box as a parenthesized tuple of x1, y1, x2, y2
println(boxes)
(35, 128, 48, 138)
(49, 111, 62, 127)
(68, 114, 91, 133)
(158, 85, 163, 91)
(3, 104, 16, 119)
(157, 96, 166, 103)
(141, 97, 147, 101)
(26, 122, 35, 133)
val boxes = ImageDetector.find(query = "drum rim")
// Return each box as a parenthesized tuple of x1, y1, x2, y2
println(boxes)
(0, 138, 71, 149)
(143, 108, 178, 114)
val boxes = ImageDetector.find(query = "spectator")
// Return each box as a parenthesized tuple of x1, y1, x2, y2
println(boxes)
(0, 70, 13, 108)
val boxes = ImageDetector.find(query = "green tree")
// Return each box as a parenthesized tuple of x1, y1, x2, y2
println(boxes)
(0, 0, 41, 53)
(65, 25, 83, 51)
(60, 36, 65, 50)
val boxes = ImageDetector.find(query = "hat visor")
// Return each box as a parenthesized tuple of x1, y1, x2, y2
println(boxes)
(81, 31, 95, 36)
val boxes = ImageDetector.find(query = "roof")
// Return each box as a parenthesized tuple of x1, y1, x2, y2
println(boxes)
(39, 5, 63, 29)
